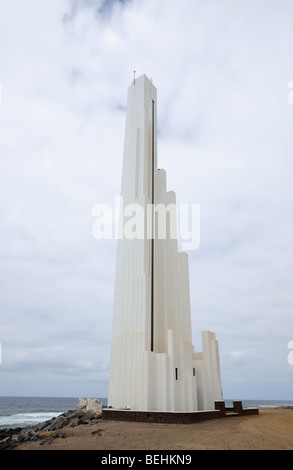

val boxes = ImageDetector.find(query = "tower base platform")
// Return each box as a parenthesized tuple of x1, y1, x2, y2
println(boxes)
(102, 401, 259, 424)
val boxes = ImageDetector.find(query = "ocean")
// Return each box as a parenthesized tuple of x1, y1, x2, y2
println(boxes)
(0, 396, 108, 429)
(0, 397, 293, 429)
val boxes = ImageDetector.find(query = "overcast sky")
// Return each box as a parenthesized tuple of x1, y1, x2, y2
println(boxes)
(0, 0, 293, 401)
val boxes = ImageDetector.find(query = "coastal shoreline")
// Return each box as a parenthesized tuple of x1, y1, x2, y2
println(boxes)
(1, 407, 293, 451)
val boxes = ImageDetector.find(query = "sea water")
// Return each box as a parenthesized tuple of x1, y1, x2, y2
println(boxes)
(0, 397, 292, 429)
(0, 396, 107, 429)
(225, 399, 293, 409)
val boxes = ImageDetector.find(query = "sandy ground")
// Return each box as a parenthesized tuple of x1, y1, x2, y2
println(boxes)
(15, 408, 293, 451)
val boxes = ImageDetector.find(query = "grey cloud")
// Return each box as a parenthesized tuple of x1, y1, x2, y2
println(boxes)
(0, 0, 293, 400)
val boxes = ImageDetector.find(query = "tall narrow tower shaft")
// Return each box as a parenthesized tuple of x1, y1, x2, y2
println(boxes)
(108, 75, 222, 411)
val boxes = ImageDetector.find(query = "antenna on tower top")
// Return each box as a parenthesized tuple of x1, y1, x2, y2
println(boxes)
(133, 70, 136, 85)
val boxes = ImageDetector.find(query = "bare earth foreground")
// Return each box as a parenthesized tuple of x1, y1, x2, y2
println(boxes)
(15, 408, 293, 451)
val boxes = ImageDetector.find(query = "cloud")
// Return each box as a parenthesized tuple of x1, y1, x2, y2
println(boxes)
(0, 0, 293, 399)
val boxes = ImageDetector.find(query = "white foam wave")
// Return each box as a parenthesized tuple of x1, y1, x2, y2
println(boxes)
(0, 411, 62, 428)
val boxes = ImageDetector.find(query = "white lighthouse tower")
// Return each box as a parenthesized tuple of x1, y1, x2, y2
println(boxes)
(108, 74, 222, 411)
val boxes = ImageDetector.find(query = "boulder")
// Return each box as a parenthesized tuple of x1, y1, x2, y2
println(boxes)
(68, 417, 80, 427)
(39, 431, 57, 440)
(0, 400, 103, 449)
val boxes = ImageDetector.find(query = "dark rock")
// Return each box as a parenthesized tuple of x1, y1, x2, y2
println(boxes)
(0, 427, 23, 440)
(0, 427, 25, 450)
(39, 437, 53, 446)
(92, 428, 105, 436)
(0, 406, 103, 450)
(17, 434, 26, 443)
(68, 417, 80, 427)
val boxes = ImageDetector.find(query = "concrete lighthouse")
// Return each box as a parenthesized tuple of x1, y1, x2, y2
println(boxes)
(108, 74, 222, 411)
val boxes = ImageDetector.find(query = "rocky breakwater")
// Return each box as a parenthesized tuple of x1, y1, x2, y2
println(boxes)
(0, 398, 103, 450)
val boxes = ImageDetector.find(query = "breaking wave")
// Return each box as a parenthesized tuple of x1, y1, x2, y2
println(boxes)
(0, 412, 62, 429)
